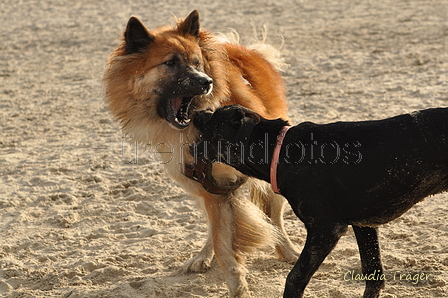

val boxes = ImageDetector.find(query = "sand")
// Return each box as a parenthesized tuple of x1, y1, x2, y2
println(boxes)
(1, 0, 448, 297)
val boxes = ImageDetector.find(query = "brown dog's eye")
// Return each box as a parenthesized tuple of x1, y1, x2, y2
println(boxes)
(193, 59, 201, 68)
(164, 60, 176, 66)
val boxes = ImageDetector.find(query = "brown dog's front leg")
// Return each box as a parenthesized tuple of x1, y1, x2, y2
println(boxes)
(201, 191, 250, 298)
(353, 226, 385, 298)
(283, 222, 348, 298)
(182, 231, 214, 273)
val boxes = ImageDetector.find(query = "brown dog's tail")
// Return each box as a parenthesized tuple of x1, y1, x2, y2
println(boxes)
(247, 178, 300, 262)
(216, 27, 288, 73)
(231, 186, 281, 255)
(247, 25, 288, 73)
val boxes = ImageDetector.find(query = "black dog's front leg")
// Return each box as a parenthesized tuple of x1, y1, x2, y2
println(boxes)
(283, 222, 348, 298)
(353, 226, 385, 298)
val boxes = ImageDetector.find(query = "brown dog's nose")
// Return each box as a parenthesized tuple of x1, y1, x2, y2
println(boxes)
(198, 75, 213, 86)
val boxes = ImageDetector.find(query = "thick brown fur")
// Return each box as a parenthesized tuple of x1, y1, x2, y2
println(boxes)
(103, 10, 298, 297)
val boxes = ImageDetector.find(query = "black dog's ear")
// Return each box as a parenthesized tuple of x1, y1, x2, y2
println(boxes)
(229, 108, 248, 128)
(124, 16, 155, 54)
(243, 110, 262, 124)
(233, 109, 261, 143)
(177, 10, 200, 39)
(227, 107, 261, 131)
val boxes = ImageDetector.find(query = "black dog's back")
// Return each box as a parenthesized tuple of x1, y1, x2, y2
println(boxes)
(280, 107, 448, 226)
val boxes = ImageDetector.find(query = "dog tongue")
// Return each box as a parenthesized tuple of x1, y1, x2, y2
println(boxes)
(172, 97, 182, 114)
(170, 97, 192, 128)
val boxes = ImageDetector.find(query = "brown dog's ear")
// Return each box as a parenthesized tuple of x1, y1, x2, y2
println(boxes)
(177, 10, 200, 39)
(124, 16, 155, 54)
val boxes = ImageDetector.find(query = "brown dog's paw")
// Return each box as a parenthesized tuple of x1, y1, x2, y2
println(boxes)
(182, 251, 214, 273)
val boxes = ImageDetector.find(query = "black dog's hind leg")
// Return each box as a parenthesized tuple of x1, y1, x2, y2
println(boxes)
(353, 226, 385, 298)
(283, 222, 348, 298)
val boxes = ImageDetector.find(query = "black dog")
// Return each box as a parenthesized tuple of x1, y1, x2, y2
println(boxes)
(189, 104, 448, 298)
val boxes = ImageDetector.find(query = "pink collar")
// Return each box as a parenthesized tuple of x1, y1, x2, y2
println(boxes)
(270, 126, 292, 194)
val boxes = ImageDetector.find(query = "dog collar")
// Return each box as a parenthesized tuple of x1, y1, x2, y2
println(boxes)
(270, 125, 292, 194)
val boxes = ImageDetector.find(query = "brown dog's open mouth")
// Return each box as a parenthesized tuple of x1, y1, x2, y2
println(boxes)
(168, 96, 194, 129)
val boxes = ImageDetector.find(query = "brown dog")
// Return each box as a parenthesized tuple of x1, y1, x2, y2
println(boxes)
(103, 10, 299, 297)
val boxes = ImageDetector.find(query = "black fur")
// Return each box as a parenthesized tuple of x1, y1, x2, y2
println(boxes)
(192, 104, 448, 298)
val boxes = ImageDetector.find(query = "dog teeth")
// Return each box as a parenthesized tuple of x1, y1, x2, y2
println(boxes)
(169, 96, 194, 128)
(176, 117, 191, 125)
(176, 110, 191, 126)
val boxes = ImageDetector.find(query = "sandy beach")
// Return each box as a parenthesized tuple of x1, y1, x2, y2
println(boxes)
(1, 0, 448, 297)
